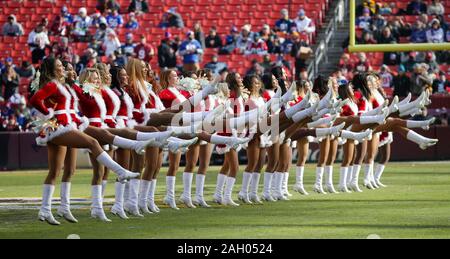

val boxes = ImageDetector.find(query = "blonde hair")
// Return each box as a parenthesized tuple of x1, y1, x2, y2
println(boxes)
(125, 58, 146, 100)
(160, 69, 176, 89)
(79, 68, 100, 85)
(93, 63, 110, 85)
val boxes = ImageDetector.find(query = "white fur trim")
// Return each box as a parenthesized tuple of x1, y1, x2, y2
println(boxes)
(122, 92, 134, 119)
(78, 116, 90, 132)
(92, 93, 107, 120)
(36, 124, 76, 146)
(66, 85, 80, 113)
(103, 87, 121, 118)
(53, 80, 72, 124)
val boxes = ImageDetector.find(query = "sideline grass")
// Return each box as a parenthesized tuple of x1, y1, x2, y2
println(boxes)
(0, 162, 450, 239)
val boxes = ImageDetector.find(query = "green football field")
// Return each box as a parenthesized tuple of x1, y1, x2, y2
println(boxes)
(0, 162, 450, 239)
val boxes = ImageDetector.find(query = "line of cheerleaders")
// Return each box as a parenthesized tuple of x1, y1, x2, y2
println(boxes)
(30, 57, 438, 225)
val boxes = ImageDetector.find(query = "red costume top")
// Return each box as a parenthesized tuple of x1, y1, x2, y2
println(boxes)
(73, 84, 107, 128)
(354, 90, 373, 115)
(30, 80, 73, 126)
(102, 86, 120, 128)
(262, 89, 276, 102)
(340, 100, 359, 117)
(113, 88, 136, 129)
(158, 87, 191, 109)
(145, 82, 166, 114)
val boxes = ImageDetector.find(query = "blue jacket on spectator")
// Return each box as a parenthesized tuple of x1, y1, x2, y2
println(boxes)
(179, 39, 203, 64)
(411, 29, 427, 43)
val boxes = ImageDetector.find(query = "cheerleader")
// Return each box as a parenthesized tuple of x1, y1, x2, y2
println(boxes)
(30, 58, 140, 225)
(238, 74, 266, 204)
(261, 73, 281, 202)
(347, 73, 437, 191)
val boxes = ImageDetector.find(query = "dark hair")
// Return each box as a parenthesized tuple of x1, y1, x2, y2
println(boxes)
(352, 73, 372, 100)
(110, 65, 125, 95)
(226, 72, 241, 97)
(61, 60, 76, 85)
(295, 79, 310, 92)
(243, 74, 262, 95)
(338, 81, 356, 102)
(271, 66, 286, 94)
(183, 70, 197, 78)
(38, 57, 58, 88)
(312, 75, 328, 97)
(262, 73, 276, 90)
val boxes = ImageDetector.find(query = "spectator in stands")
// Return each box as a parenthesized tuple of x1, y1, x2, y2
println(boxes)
(393, 65, 411, 97)
(106, 9, 124, 29)
(40, 18, 50, 34)
(97, 0, 121, 14)
(245, 35, 268, 56)
(236, 24, 255, 54)
(60, 6, 74, 24)
(292, 9, 316, 35)
(428, 0, 445, 16)
(205, 27, 223, 49)
(275, 9, 293, 33)
(14, 61, 35, 79)
(290, 32, 310, 79)
(259, 24, 274, 52)
(158, 34, 177, 70)
(49, 15, 65, 36)
(73, 7, 92, 42)
(281, 33, 295, 54)
(125, 12, 139, 30)
(432, 71, 450, 94)
(423, 51, 439, 72)
(160, 8, 184, 29)
(407, 0, 427, 15)
(1, 66, 19, 101)
(356, 8, 372, 31)
(358, 31, 377, 44)
(134, 35, 155, 63)
(377, 27, 399, 65)
(246, 59, 264, 77)
(54, 37, 74, 63)
(179, 31, 204, 72)
(220, 26, 239, 54)
(260, 54, 273, 72)
(378, 3, 393, 15)
(94, 18, 109, 44)
(379, 65, 394, 88)
(355, 53, 372, 73)
(410, 21, 427, 43)
(426, 19, 445, 43)
(76, 48, 97, 73)
(103, 30, 121, 57)
(410, 63, 433, 96)
(128, 0, 149, 15)
(121, 33, 136, 57)
(2, 15, 24, 36)
(371, 14, 387, 32)
(339, 53, 355, 77)
(194, 22, 206, 49)
(90, 10, 106, 28)
(28, 24, 50, 64)
(2, 57, 15, 73)
(204, 55, 227, 76)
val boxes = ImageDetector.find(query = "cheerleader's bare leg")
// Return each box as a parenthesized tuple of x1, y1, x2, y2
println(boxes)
(194, 143, 213, 207)
(101, 148, 113, 197)
(294, 138, 309, 195)
(38, 143, 67, 225)
(57, 147, 78, 223)
(180, 143, 200, 208)
(239, 137, 260, 204)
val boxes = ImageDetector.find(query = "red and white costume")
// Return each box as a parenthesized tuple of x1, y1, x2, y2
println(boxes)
(216, 90, 244, 154)
(73, 83, 107, 129)
(159, 86, 191, 109)
(102, 86, 121, 128)
(128, 82, 150, 126)
(145, 82, 165, 115)
(372, 89, 393, 147)
(354, 90, 373, 115)
(114, 88, 136, 129)
(340, 99, 359, 117)
(30, 80, 87, 146)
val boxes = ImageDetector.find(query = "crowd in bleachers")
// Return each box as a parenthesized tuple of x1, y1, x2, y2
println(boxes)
(339, 0, 450, 99)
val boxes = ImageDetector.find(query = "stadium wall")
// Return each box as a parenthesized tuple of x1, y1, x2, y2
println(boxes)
(1, 126, 449, 170)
